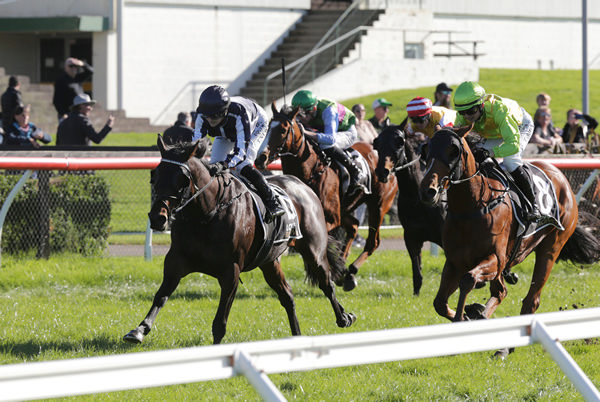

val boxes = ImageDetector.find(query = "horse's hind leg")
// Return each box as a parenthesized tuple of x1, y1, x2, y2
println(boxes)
(260, 260, 301, 336)
(123, 252, 183, 344)
(296, 241, 356, 328)
(347, 199, 385, 275)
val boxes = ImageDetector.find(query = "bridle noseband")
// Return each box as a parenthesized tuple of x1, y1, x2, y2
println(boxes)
(269, 113, 305, 159)
(157, 158, 215, 215)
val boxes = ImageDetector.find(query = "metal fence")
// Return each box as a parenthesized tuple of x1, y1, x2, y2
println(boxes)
(0, 157, 599, 259)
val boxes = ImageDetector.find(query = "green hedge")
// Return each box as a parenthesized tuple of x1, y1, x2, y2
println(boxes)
(0, 172, 111, 256)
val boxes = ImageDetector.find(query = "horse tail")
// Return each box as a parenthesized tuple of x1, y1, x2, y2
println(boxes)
(325, 235, 348, 285)
(557, 222, 600, 265)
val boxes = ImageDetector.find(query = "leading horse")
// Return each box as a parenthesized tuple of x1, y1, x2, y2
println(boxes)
(419, 125, 600, 356)
(373, 125, 445, 295)
(257, 103, 398, 286)
(123, 135, 355, 345)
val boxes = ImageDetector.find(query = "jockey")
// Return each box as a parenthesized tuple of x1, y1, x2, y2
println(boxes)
(405, 96, 457, 143)
(193, 85, 285, 223)
(453, 81, 540, 221)
(291, 89, 366, 195)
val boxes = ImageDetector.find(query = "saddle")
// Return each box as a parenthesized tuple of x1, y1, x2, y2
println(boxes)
(480, 160, 564, 238)
(331, 149, 372, 196)
(233, 174, 302, 269)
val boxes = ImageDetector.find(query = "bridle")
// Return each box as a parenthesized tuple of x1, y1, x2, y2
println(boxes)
(269, 113, 305, 159)
(157, 158, 215, 215)
(429, 130, 480, 190)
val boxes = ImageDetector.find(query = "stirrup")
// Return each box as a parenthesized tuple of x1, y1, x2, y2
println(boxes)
(264, 198, 285, 223)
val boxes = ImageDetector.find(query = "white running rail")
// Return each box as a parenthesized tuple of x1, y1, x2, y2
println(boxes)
(1, 308, 600, 401)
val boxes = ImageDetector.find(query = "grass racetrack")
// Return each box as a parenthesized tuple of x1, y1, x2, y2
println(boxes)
(1, 248, 599, 400)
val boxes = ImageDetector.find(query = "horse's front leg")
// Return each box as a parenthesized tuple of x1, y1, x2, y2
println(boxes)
(404, 235, 425, 296)
(347, 198, 386, 274)
(433, 261, 460, 321)
(457, 254, 501, 321)
(260, 260, 301, 336)
(212, 265, 241, 344)
(123, 251, 182, 344)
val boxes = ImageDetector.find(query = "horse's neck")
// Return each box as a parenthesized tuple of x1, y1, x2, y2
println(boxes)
(446, 167, 490, 213)
(281, 138, 325, 181)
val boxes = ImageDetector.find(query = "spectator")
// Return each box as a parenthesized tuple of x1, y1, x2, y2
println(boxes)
(561, 109, 599, 153)
(433, 82, 453, 109)
(453, 81, 540, 221)
(405, 97, 456, 145)
(351, 103, 378, 144)
(53, 57, 93, 121)
(368, 98, 393, 132)
(530, 107, 564, 154)
(194, 85, 284, 222)
(536, 92, 551, 108)
(291, 89, 366, 196)
(1, 75, 24, 132)
(5, 105, 51, 149)
(56, 94, 114, 146)
(163, 112, 194, 145)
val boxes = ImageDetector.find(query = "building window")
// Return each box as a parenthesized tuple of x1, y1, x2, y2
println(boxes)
(404, 43, 424, 59)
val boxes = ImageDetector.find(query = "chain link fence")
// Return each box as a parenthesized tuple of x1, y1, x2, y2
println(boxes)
(0, 162, 599, 259)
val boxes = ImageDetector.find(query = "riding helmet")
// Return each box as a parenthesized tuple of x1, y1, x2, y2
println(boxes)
(453, 81, 486, 111)
(292, 90, 317, 112)
(406, 97, 432, 117)
(197, 85, 231, 117)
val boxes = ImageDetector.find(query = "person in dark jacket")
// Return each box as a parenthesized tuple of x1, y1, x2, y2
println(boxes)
(56, 94, 114, 146)
(1, 76, 24, 132)
(53, 57, 93, 121)
(163, 112, 194, 145)
(5, 105, 51, 149)
(561, 109, 598, 153)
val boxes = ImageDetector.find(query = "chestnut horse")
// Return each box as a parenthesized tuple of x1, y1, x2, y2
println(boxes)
(419, 125, 600, 357)
(373, 125, 445, 295)
(257, 103, 398, 288)
(123, 136, 355, 345)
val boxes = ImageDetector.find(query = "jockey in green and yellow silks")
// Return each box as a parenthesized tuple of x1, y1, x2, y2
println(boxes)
(453, 81, 540, 221)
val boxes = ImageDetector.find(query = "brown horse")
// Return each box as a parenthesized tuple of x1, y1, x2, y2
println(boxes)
(419, 125, 600, 356)
(123, 135, 355, 345)
(257, 103, 398, 288)
(373, 125, 445, 295)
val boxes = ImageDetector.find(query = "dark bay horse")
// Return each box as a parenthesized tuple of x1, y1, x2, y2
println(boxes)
(373, 125, 445, 295)
(123, 136, 355, 345)
(419, 125, 600, 356)
(257, 103, 398, 286)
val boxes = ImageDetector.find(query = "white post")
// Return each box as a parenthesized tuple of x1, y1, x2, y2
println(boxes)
(233, 350, 286, 402)
(144, 218, 152, 261)
(531, 320, 600, 401)
(0, 170, 34, 267)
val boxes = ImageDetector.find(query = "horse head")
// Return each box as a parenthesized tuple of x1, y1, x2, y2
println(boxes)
(419, 124, 475, 205)
(256, 102, 303, 169)
(149, 135, 206, 231)
(373, 125, 406, 183)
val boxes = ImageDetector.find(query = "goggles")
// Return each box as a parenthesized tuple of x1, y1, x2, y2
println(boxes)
(410, 115, 429, 124)
(458, 105, 480, 116)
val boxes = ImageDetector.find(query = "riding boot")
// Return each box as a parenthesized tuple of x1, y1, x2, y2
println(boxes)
(324, 146, 366, 196)
(240, 165, 285, 223)
(510, 166, 541, 222)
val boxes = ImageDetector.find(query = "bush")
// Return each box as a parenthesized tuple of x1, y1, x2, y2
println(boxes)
(0, 172, 111, 256)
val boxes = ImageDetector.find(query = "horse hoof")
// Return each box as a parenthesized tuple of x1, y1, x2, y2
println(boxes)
(464, 303, 486, 320)
(348, 264, 358, 275)
(493, 348, 512, 360)
(474, 281, 486, 289)
(343, 274, 357, 292)
(338, 312, 357, 328)
(123, 329, 144, 344)
(503, 270, 519, 285)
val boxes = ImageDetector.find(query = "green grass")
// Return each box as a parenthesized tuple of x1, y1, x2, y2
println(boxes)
(1, 250, 599, 400)
(342, 69, 600, 130)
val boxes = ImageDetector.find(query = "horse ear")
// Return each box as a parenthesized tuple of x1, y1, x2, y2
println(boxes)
(292, 105, 301, 118)
(157, 134, 166, 154)
(455, 123, 474, 138)
(193, 137, 209, 159)
(271, 101, 278, 115)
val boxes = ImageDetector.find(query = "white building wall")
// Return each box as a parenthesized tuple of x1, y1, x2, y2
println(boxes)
(119, 3, 305, 124)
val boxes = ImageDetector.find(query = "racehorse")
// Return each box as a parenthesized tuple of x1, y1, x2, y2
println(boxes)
(123, 135, 356, 345)
(419, 125, 600, 356)
(257, 103, 398, 287)
(373, 125, 445, 295)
